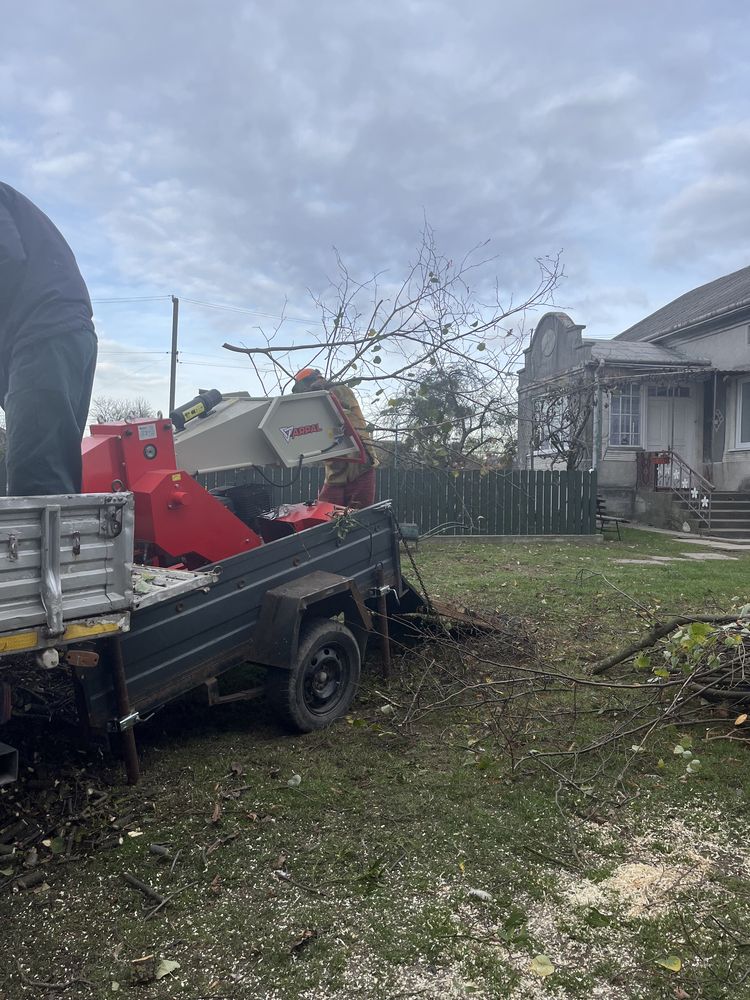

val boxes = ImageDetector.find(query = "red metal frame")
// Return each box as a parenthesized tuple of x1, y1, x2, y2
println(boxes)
(82, 418, 347, 568)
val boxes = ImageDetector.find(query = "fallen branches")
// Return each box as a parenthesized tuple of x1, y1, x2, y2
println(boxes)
(589, 615, 738, 675)
(122, 872, 166, 905)
(16, 960, 93, 993)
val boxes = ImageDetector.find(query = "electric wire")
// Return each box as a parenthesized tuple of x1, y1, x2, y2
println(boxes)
(91, 295, 171, 304)
(180, 296, 315, 325)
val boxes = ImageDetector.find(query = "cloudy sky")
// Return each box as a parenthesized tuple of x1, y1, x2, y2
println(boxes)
(2, 0, 748, 409)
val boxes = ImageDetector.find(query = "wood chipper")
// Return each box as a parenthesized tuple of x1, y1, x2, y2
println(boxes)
(0, 388, 420, 784)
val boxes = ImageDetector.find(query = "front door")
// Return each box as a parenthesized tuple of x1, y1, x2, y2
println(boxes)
(646, 386, 697, 465)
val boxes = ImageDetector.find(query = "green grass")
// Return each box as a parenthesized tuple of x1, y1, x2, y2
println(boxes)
(1, 528, 749, 999)
(416, 527, 750, 659)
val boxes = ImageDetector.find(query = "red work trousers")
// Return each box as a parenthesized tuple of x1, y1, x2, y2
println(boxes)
(318, 468, 376, 509)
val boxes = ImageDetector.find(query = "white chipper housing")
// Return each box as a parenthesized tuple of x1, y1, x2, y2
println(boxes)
(173, 390, 364, 475)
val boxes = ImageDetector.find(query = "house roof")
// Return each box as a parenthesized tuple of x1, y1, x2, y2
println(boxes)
(616, 264, 750, 342)
(582, 339, 711, 366)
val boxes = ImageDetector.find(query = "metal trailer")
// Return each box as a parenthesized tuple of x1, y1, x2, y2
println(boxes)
(0, 497, 411, 784)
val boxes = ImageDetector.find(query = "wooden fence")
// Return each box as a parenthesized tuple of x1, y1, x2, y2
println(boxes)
(199, 466, 597, 536)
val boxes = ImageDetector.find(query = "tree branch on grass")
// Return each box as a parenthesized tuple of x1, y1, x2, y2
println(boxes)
(590, 615, 740, 675)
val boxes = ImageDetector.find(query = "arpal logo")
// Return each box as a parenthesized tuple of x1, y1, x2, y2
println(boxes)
(280, 422, 322, 443)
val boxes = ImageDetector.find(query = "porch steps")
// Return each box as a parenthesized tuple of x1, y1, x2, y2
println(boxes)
(676, 491, 750, 540)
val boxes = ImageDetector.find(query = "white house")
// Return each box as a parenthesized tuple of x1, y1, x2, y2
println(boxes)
(517, 265, 750, 537)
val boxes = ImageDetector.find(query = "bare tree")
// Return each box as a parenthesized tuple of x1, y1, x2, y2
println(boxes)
(90, 396, 156, 423)
(223, 225, 563, 401)
(529, 375, 596, 471)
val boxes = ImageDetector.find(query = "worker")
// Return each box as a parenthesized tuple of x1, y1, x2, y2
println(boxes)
(0, 182, 97, 495)
(291, 368, 378, 508)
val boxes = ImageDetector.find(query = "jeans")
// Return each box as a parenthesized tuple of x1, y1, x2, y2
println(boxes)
(3, 329, 97, 495)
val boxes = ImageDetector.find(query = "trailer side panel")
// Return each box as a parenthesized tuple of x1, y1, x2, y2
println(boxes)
(76, 505, 401, 729)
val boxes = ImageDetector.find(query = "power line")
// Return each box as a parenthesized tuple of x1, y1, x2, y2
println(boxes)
(91, 291, 318, 325)
(98, 350, 170, 356)
(91, 295, 171, 304)
(180, 296, 316, 325)
(177, 359, 252, 371)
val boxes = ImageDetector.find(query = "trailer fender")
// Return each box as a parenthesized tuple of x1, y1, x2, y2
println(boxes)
(250, 570, 372, 669)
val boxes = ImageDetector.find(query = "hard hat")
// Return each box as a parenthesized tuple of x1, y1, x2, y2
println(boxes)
(291, 368, 323, 393)
(294, 368, 322, 382)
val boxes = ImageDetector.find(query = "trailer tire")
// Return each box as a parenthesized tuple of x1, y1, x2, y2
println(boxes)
(268, 618, 361, 732)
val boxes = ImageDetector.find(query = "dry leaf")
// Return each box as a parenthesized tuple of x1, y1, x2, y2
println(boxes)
(530, 955, 555, 978)
(734, 713, 748, 726)
(271, 853, 287, 870)
(210, 801, 222, 824)
(467, 888, 493, 902)
(155, 959, 180, 980)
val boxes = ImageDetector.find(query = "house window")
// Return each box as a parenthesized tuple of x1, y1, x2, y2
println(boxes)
(609, 383, 641, 446)
(531, 396, 568, 453)
(737, 379, 750, 448)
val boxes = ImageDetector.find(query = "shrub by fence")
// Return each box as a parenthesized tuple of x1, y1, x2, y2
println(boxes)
(199, 467, 597, 536)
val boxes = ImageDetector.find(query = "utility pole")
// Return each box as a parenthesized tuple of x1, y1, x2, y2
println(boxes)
(168, 295, 179, 414)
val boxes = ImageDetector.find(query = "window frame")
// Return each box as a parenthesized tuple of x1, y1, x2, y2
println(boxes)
(531, 395, 571, 457)
(735, 377, 750, 450)
(608, 382, 643, 449)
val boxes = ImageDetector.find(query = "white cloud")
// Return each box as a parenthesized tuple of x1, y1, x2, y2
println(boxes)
(0, 0, 748, 403)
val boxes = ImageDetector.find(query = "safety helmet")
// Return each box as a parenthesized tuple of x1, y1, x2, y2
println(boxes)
(291, 368, 324, 393)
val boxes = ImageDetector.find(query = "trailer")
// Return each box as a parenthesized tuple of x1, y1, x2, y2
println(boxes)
(0, 389, 419, 784)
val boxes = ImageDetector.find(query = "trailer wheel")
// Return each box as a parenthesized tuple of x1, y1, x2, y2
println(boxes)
(268, 618, 361, 732)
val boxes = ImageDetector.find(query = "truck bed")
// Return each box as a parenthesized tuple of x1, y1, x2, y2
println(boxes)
(0, 496, 218, 657)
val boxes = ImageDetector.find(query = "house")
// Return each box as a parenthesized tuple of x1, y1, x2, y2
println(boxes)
(517, 265, 750, 536)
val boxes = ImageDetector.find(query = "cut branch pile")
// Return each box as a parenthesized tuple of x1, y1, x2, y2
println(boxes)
(590, 615, 740, 675)
(0, 752, 143, 894)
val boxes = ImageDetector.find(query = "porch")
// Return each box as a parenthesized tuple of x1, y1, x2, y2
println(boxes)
(597, 370, 750, 536)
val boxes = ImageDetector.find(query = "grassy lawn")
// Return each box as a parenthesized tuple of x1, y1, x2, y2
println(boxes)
(1, 529, 749, 999)
(416, 527, 750, 660)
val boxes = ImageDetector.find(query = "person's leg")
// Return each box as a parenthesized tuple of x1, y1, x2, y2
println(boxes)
(347, 468, 377, 508)
(4, 329, 97, 495)
(73, 335, 98, 439)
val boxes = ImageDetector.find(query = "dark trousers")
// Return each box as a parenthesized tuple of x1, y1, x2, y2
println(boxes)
(3, 329, 97, 495)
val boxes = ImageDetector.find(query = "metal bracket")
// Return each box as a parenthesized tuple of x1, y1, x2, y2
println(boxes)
(204, 677, 265, 706)
(107, 711, 141, 733)
(99, 498, 125, 538)
(7, 534, 18, 561)
(65, 649, 100, 669)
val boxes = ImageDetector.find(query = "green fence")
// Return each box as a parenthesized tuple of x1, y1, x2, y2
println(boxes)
(199, 466, 597, 536)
